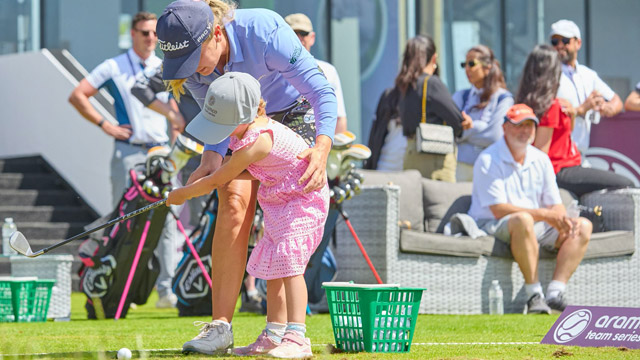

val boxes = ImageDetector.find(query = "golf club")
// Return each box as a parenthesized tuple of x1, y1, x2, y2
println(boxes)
(333, 130, 356, 148)
(10, 199, 167, 258)
(341, 144, 372, 161)
(336, 204, 383, 284)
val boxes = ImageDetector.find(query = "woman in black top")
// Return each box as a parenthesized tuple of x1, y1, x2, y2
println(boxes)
(398, 35, 464, 182)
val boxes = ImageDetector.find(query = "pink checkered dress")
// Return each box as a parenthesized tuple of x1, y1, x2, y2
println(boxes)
(229, 120, 330, 280)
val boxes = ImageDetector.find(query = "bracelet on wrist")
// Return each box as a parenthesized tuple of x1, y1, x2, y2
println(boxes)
(97, 119, 105, 127)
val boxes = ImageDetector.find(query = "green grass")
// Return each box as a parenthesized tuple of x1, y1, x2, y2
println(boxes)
(0, 292, 638, 359)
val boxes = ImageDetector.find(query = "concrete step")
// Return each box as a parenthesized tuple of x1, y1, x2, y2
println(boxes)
(0, 157, 50, 174)
(0, 189, 80, 206)
(16, 222, 89, 240)
(0, 205, 95, 223)
(0, 174, 64, 190)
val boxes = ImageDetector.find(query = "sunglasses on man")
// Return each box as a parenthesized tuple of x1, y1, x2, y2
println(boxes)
(551, 37, 572, 46)
(460, 59, 484, 69)
(135, 29, 157, 37)
(294, 30, 310, 37)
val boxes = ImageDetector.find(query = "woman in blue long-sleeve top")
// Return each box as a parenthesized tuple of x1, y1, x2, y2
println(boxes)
(452, 45, 513, 182)
(156, 0, 337, 356)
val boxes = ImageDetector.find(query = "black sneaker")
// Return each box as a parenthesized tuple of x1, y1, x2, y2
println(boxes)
(546, 293, 568, 313)
(525, 293, 552, 314)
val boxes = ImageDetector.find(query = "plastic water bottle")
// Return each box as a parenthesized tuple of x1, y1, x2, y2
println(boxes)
(567, 200, 580, 218)
(489, 280, 504, 315)
(2, 218, 17, 255)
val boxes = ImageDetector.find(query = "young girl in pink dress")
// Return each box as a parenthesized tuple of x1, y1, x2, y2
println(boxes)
(166, 72, 329, 359)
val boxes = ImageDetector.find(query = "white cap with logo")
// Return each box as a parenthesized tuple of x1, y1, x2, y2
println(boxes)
(186, 72, 261, 145)
(550, 19, 581, 40)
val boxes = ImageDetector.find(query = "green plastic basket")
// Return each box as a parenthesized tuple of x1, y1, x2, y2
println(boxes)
(323, 282, 425, 353)
(0, 278, 55, 322)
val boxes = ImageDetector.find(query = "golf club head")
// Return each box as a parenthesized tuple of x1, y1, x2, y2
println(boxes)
(349, 178, 362, 194)
(9, 231, 34, 257)
(351, 171, 364, 183)
(341, 144, 372, 161)
(330, 186, 346, 204)
(333, 131, 356, 148)
(340, 183, 353, 200)
(339, 162, 356, 181)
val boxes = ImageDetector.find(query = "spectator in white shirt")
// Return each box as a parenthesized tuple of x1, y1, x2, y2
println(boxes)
(624, 81, 640, 112)
(285, 13, 348, 134)
(469, 104, 591, 314)
(551, 19, 623, 157)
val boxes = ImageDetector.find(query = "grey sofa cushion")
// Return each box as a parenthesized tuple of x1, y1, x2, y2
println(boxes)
(359, 169, 424, 231)
(583, 231, 635, 259)
(400, 229, 492, 257)
(421, 178, 473, 233)
(400, 228, 634, 260)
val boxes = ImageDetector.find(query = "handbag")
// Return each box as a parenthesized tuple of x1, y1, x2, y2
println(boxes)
(415, 75, 455, 155)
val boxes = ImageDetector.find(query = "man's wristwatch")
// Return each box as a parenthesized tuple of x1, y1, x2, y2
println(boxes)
(97, 119, 105, 127)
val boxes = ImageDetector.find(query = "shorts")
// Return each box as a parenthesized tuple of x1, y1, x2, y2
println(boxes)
(269, 99, 316, 147)
(225, 99, 315, 159)
(477, 215, 559, 252)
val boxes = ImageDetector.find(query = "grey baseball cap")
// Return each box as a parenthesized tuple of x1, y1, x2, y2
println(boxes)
(156, 0, 214, 80)
(186, 72, 261, 144)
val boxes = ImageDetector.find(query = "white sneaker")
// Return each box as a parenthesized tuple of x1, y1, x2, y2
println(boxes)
(267, 332, 313, 359)
(182, 320, 234, 355)
(155, 293, 177, 308)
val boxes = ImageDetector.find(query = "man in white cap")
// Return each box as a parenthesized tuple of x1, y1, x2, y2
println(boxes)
(285, 13, 348, 134)
(551, 19, 623, 160)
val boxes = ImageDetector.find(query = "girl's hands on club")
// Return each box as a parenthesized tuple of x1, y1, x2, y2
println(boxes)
(166, 188, 187, 206)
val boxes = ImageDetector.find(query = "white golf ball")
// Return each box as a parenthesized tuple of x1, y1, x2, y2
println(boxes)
(117, 347, 132, 360)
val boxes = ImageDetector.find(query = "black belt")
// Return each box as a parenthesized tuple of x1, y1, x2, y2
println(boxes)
(116, 139, 168, 149)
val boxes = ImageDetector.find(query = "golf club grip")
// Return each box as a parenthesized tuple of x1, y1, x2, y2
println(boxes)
(41, 199, 167, 255)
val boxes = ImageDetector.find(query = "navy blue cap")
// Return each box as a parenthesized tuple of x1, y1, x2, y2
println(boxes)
(157, 0, 215, 80)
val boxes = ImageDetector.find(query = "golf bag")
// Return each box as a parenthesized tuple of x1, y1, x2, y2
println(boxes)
(78, 175, 169, 319)
(78, 134, 203, 319)
(172, 193, 218, 316)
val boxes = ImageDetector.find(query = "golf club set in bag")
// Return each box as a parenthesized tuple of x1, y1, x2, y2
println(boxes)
(9, 129, 378, 318)
(10, 134, 208, 319)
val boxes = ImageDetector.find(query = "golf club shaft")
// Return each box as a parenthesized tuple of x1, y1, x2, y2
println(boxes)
(34, 199, 167, 257)
(338, 206, 383, 284)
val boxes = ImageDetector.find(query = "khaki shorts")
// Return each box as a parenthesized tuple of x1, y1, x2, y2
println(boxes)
(477, 215, 559, 252)
(404, 138, 457, 183)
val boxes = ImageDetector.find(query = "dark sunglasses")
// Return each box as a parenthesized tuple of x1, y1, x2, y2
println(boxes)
(551, 37, 571, 46)
(294, 30, 310, 37)
(135, 29, 157, 37)
(460, 59, 484, 69)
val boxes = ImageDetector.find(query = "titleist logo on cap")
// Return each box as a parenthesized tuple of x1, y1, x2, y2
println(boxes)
(158, 22, 212, 52)
(158, 39, 190, 52)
